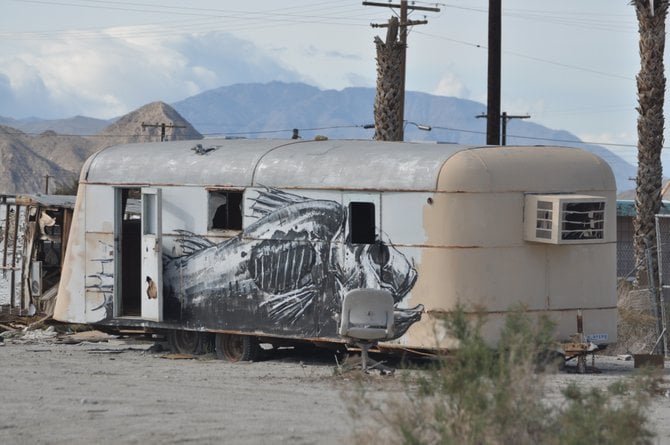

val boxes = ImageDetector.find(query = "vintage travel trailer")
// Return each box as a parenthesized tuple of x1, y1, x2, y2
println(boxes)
(53, 139, 617, 359)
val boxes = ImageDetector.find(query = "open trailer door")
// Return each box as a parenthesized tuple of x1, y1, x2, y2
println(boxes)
(141, 187, 163, 321)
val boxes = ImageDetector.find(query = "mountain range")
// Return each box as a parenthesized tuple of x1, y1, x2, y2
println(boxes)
(0, 81, 637, 194)
(0, 102, 200, 193)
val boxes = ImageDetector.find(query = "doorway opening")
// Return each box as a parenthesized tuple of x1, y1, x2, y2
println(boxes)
(116, 187, 141, 316)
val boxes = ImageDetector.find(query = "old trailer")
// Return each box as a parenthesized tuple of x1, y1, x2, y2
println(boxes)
(53, 138, 617, 359)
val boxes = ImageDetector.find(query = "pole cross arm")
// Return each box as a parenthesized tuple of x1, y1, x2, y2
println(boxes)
(362, 1, 440, 12)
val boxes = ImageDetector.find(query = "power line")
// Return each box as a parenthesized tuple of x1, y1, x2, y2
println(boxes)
(9, 0, 376, 29)
(0, 124, 655, 150)
(412, 30, 634, 82)
(5, 1, 635, 86)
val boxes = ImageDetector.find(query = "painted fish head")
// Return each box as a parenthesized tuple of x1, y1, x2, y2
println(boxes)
(339, 241, 417, 304)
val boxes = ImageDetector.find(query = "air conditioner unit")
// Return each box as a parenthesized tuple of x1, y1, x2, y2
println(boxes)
(524, 194, 606, 244)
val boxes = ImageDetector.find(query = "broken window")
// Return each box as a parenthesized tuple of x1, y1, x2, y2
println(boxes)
(349, 201, 376, 244)
(209, 190, 243, 231)
(561, 201, 605, 240)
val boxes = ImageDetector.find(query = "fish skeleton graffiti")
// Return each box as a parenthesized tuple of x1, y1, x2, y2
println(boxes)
(162, 188, 422, 338)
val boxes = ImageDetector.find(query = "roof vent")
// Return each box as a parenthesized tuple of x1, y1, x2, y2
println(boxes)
(191, 144, 219, 155)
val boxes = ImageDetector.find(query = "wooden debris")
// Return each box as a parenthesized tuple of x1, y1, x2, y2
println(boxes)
(161, 353, 196, 360)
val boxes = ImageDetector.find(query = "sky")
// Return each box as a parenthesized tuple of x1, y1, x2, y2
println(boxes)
(0, 0, 653, 165)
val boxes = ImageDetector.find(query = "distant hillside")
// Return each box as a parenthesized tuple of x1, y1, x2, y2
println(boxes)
(0, 82, 637, 193)
(94, 101, 202, 149)
(0, 126, 75, 193)
(0, 102, 201, 194)
(0, 115, 112, 136)
(172, 81, 636, 191)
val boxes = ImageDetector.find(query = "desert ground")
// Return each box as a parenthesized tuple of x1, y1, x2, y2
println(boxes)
(2, 327, 670, 445)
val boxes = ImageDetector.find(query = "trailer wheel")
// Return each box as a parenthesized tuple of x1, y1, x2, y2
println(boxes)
(167, 330, 204, 355)
(215, 334, 260, 362)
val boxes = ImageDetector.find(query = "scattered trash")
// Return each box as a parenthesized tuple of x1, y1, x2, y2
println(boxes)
(147, 343, 165, 353)
(161, 353, 196, 360)
(0, 323, 16, 332)
(618, 354, 633, 361)
(88, 349, 126, 354)
(68, 330, 117, 343)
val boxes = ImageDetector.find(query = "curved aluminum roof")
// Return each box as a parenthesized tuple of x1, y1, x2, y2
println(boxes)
(81, 139, 615, 192)
(83, 139, 471, 191)
(438, 145, 616, 192)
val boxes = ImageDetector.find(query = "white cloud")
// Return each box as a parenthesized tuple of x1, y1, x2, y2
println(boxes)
(345, 72, 374, 88)
(432, 73, 469, 99)
(0, 27, 301, 119)
(578, 132, 634, 146)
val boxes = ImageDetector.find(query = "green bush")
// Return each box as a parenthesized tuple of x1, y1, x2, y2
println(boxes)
(345, 305, 656, 445)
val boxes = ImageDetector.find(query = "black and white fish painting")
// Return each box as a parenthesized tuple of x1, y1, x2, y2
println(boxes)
(163, 187, 422, 338)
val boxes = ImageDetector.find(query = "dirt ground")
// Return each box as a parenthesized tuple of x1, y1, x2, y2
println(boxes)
(0, 330, 352, 445)
(2, 328, 670, 445)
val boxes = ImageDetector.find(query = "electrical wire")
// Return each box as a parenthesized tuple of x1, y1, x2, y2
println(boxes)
(0, 123, 656, 150)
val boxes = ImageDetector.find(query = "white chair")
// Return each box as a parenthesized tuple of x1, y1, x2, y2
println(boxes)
(339, 288, 395, 373)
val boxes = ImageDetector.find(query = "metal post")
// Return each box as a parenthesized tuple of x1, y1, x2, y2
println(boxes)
(2, 197, 9, 279)
(655, 215, 669, 356)
(646, 239, 664, 354)
(501, 111, 508, 146)
(10, 205, 20, 309)
(398, 0, 407, 142)
(576, 309, 587, 373)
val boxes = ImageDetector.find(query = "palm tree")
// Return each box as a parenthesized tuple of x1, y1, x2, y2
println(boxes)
(633, 0, 668, 287)
(373, 17, 404, 141)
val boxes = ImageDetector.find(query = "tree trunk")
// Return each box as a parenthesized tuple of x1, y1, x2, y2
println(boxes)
(373, 17, 404, 141)
(633, 0, 667, 287)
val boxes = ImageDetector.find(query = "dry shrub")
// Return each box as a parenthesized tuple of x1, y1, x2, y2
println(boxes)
(611, 279, 659, 355)
(345, 305, 656, 445)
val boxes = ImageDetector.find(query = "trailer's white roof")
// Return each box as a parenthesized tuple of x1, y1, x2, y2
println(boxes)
(83, 139, 470, 191)
(81, 138, 615, 192)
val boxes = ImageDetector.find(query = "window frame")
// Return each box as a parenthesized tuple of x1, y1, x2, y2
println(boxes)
(207, 189, 244, 231)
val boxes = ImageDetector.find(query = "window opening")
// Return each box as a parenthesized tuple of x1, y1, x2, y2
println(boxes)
(349, 202, 376, 244)
(535, 200, 553, 240)
(143, 193, 157, 235)
(561, 201, 605, 240)
(209, 190, 243, 230)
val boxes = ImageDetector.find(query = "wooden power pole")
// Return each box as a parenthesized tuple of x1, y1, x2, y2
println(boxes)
(487, 0, 502, 145)
(364, 1, 440, 141)
(141, 122, 187, 142)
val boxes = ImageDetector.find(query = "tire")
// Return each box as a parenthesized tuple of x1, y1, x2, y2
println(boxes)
(167, 330, 205, 355)
(215, 333, 260, 362)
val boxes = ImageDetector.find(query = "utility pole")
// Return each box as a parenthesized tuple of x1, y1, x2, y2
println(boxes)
(141, 122, 187, 142)
(364, 1, 440, 141)
(500, 112, 530, 145)
(477, 111, 530, 145)
(487, 0, 502, 145)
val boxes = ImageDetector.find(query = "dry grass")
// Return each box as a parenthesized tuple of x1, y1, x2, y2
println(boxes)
(609, 279, 660, 355)
(344, 305, 657, 445)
